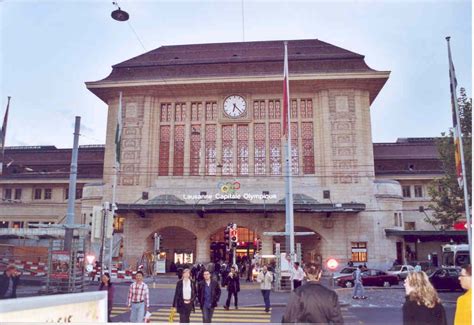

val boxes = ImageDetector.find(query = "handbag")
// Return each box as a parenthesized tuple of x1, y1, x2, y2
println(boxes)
(168, 307, 176, 323)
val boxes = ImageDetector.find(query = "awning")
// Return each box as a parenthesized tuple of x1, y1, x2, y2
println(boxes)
(385, 229, 468, 241)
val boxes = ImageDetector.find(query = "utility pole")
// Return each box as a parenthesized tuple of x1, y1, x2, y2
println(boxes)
(64, 116, 81, 251)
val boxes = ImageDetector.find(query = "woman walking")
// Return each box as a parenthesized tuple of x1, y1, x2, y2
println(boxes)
(402, 271, 447, 325)
(172, 268, 197, 323)
(99, 272, 114, 322)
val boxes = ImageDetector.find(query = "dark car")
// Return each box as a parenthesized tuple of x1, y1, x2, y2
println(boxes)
(429, 268, 463, 291)
(336, 269, 399, 288)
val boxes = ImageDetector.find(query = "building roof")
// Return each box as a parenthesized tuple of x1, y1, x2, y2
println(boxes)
(86, 39, 389, 103)
(0, 145, 104, 180)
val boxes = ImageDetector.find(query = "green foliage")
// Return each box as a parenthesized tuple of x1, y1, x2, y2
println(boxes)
(426, 88, 472, 229)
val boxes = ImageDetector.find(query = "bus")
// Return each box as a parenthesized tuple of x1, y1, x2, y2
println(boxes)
(441, 244, 470, 267)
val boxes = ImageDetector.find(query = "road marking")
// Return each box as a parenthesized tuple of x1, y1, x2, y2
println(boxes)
(151, 307, 272, 323)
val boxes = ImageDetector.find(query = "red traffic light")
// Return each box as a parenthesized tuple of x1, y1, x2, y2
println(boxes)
(326, 258, 338, 270)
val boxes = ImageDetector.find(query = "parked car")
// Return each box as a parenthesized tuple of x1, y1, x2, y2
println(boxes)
(386, 264, 415, 279)
(332, 267, 357, 281)
(429, 268, 463, 291)
(336, 269, 399, 288)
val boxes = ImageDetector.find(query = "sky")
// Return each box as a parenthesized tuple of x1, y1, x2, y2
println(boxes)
(0, 0, 472, 148)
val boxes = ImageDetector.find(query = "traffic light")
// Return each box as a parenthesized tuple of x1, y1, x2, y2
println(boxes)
(230, 224, 238, 248)
(91, 206, 103, 242)
(224, 226, 230, 250)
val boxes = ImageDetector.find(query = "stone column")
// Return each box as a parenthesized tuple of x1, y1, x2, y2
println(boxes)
(196, 235, 210, 263)
(261, 235, 273, 255)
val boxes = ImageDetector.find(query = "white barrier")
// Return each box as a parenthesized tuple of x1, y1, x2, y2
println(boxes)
(0, 291, 107, 323)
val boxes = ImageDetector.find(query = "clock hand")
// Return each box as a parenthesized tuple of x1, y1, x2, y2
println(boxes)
(233, 103, 242, 113)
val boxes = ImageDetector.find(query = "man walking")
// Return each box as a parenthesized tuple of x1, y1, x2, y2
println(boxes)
(127, 270, 149, 322)
(257, 265, 273, 312)
(290, 262, 305, 290)
(0, 264, 19, 299)
(224, 266, 240, 310)
(282, 263, 343, 323)
(352, 265, 367, 299)
(197, 270, 221, 323)
(454, 264, 471, 325)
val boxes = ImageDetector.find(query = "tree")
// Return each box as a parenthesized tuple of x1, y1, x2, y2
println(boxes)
(426, 88, 472, 229)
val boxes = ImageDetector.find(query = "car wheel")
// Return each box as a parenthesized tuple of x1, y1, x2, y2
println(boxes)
(383, 281, 391, 287)
(345, 281, 353, 288)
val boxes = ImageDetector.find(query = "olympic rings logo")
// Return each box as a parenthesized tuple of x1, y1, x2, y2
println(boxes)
(217, 180, 241, 194)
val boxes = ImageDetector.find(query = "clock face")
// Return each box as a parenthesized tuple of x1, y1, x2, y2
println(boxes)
(223, 95, 247, 118)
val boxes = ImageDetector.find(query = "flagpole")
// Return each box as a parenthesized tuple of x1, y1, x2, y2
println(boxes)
(446, 36, 472, 258)
(283, 41, 296, 273)
(0, 96, 11, 175)
(107, 91, 122, 272)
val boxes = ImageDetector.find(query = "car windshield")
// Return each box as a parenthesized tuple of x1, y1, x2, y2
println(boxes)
(340, 268, 353, 273)
(388, 266, 401, 271)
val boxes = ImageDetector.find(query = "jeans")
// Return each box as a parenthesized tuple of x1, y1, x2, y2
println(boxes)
(179, 303, 193, 323)
(129, 302, 145, 322)
(293, 280, 302, 290)
(261, 289, 271, 310)
(202, 306, 214, 323)
(353, 281, 365, 297)
(225, 291, 238, 307)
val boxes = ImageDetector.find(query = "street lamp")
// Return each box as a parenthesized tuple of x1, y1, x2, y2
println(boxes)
(111, 2, 129, 22)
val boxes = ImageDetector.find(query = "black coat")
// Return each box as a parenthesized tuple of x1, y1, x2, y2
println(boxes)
(402, 297, 447, 325)
(197, 280, 221, 309)
(282, 282, 343, 324)
(0, 273, 19, 299)
(224, 273, 240, 292)
(173, 279, 197, 314)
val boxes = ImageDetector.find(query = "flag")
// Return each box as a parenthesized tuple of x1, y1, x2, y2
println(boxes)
(447, 37, 463, 188)
(283, 42, 290, 138)
(115, 92, 123, 166)
(0, 96, 11, 175)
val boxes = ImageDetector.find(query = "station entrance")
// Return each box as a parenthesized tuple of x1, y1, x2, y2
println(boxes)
(209, 226, 260, 263)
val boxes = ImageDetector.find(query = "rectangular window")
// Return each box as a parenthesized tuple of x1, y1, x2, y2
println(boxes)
(12, 221, 24, 229)
(268, 100, 281, 119)
(205, 125, 217, 175)
(402, 186, 411, 198)
(44, 188, 52, 200)
(222, 125, 234, 175)
(190, 125, 201, 176)
(65, 188, 83, 200)
(414, 185, 423, 198)
(173, 126, 185, 176)
(0, 221, 8, 228)
(4, 188, 12, 200)
(302, 122, 315, 174)
(291, 99, 298, 119)
(160, 103, 171, 122)
(191, 102, 202, 121)
(398, 213, 403, 227)
(14, 189, 22, 200)
(351, 242, 368, 262)
(237, 125, 249, 175)
(159, 126, 170, 176)
(205, 102, 217, 121)
(254, 124, 266, 175)
(253, 100, 266, 120)
(300, 99, 313, 118)
(114, 216, 125, 233)
(174, 103, 186, 122)
(394, 213, 398, 227)
(269, 123, 281, 175)
(34, 189, 42, 200)
(290, 122, 298, 174)
(404, 222, 416, 230)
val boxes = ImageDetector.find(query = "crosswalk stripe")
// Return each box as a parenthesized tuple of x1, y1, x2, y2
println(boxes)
(151, 318, 270, 323)
(158, 307, 270, 311)
(152, 312, 270, 318)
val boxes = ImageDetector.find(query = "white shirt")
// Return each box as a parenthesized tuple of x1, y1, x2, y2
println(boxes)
(182, 279, 192, 300)
(291, 267, 305, 281)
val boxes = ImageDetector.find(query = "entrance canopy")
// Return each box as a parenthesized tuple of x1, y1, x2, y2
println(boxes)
(385, 229, 468, 242)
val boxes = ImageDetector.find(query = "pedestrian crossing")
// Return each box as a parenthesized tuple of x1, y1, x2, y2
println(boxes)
(110, 306, 129, 318)
(150, 306, 272, 323)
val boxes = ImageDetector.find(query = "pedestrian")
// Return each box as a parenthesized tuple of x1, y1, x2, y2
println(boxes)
(0, 264, 19, 299)
(454, 264, 471, 325)
(282, 262, 343, 323)
(172, 268, 196, 323)
(402, 271, 447, 325)
(126, 270, 149, 323)
(177, 267, 184, 280)
(352, 265, 367, 299)
(197, 270, 222, 323)
(257, 265, 273, 312)
(290, 262, 305, 290)
(99, 272, 114, 322)
(224, 266, 240, 310)
(362, 263, 368, 271)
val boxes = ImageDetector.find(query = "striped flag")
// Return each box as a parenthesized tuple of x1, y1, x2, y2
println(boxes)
(115, 92, 123, 166)
(446, 37, 463, 188)
(282, 42, 290, 138)
(0, 96, 11, 175)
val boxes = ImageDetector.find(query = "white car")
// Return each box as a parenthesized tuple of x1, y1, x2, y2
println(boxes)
(386, 264, 415, 279)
